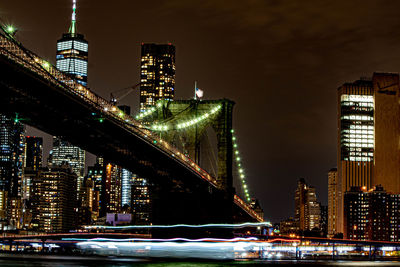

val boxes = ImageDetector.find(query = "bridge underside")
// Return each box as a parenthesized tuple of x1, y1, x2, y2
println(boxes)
(0, 54, 259, 226)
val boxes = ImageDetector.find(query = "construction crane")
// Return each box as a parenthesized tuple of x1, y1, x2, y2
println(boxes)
(110, 82, 141, 105)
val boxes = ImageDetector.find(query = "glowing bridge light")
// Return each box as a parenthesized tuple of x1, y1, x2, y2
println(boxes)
(232, 130, 252, 203)
(135, 105, 159, 120)
(42, 61, 50, 70)
(5, 25, 16, 35)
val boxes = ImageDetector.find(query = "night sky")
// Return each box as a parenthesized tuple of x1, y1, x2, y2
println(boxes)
(2, 0, 400, 223)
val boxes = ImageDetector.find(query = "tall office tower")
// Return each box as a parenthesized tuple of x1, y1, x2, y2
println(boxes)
(77, 177, 95, 226)
(24, 136, 43, 170)
(50, 137, 85, 193)
(295, 178, 307, 230)
(102, 163, 122, 215)
(327, 168, 338, 237)
(139, 43, 175, 112)
(0, 115, 24, 229)
(31, 166, 77, 233)
(22, 137, 43, 204)
(88, 157, 103, 192)
(0, 115, 25, 197)
(54, 0, 87, 195)
(337, 77, 374, 235)
(337, 72, 400, 233)
(131, 177, 151, 225)
(121, 169, 134, 207)
(87, 157, 103, 219)
(56, 0, 88, 86)
(295, 178, 321, 231)
(305, 187, 321, 230)
(372, 73, 400, 192)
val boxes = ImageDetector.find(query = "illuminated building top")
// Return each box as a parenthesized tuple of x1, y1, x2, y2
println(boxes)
(340, 93, 374, 162)
(140, 43, 175, 112)
(56, 0, 88, 86)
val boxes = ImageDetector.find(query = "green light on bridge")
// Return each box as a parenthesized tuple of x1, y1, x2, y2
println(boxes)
(5, 25, 16, 35)
(42, 61, 50, 70)
(14, 113, 20, 123)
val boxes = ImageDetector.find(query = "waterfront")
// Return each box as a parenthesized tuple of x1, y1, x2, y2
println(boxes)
(1, 255, 400, 267)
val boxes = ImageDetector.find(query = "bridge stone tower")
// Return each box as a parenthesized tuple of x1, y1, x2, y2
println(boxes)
(145, 99, 235, 194)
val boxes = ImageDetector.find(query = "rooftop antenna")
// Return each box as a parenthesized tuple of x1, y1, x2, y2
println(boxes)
(69, 0, 77, 35)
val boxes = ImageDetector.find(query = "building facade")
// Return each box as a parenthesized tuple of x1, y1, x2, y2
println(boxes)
(0, 114, 24, 229)
(54, 0, 87, 198)
(344, 185, 396, 241)
(131, 177, 151, 225)
(31, 166, 77, 233)
(139, 43, 175, 112)
(24, 136, 43, 171)
(56, 0, 88, 86)
(295, 178, 321, 231)
(337, 73, 400, 234)
(327, 168, 338, 237)
(101, 163, 122, 215)
(279, 217, 299, 236)
(50, 137, 85, 193)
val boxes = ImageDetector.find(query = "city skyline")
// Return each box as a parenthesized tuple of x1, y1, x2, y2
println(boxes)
(4, 0, 400, 222)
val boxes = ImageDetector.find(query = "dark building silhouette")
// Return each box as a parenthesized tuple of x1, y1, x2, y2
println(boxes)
(24, 136, 42, 171)
(0, 114, 24, 230)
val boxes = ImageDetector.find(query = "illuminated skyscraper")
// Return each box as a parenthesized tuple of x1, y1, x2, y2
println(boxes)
(86, 157, 103, 220)
(295, 178, 321, 231)
(0, 115, 24, 198)
(53, 0, 87, 194)
(0, 114, 24, 229)
(102, 163, 122, 215)
(337, 72, 400, 234)
(22, 136, 43, 219)
(56, 0, 88, 86)
(131, 177, 151, 225)
(327, 168, 338, 237)
(140, 43, 175, 112)
(31, 166, 77, 233)
(121, 169, 134, 207)
(50, 137, 85, 192)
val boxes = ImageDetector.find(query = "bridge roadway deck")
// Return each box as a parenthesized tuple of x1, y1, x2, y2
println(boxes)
(0, 28, 262, 225)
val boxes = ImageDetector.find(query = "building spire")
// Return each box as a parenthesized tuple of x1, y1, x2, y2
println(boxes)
(69, 0, 77, 35)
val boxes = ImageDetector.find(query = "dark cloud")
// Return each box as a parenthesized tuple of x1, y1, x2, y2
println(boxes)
(2, 0, 400, 222)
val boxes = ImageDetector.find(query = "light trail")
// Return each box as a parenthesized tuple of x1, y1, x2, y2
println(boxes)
(64, 237, 259, 242)
(83, 222, 271, 230)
